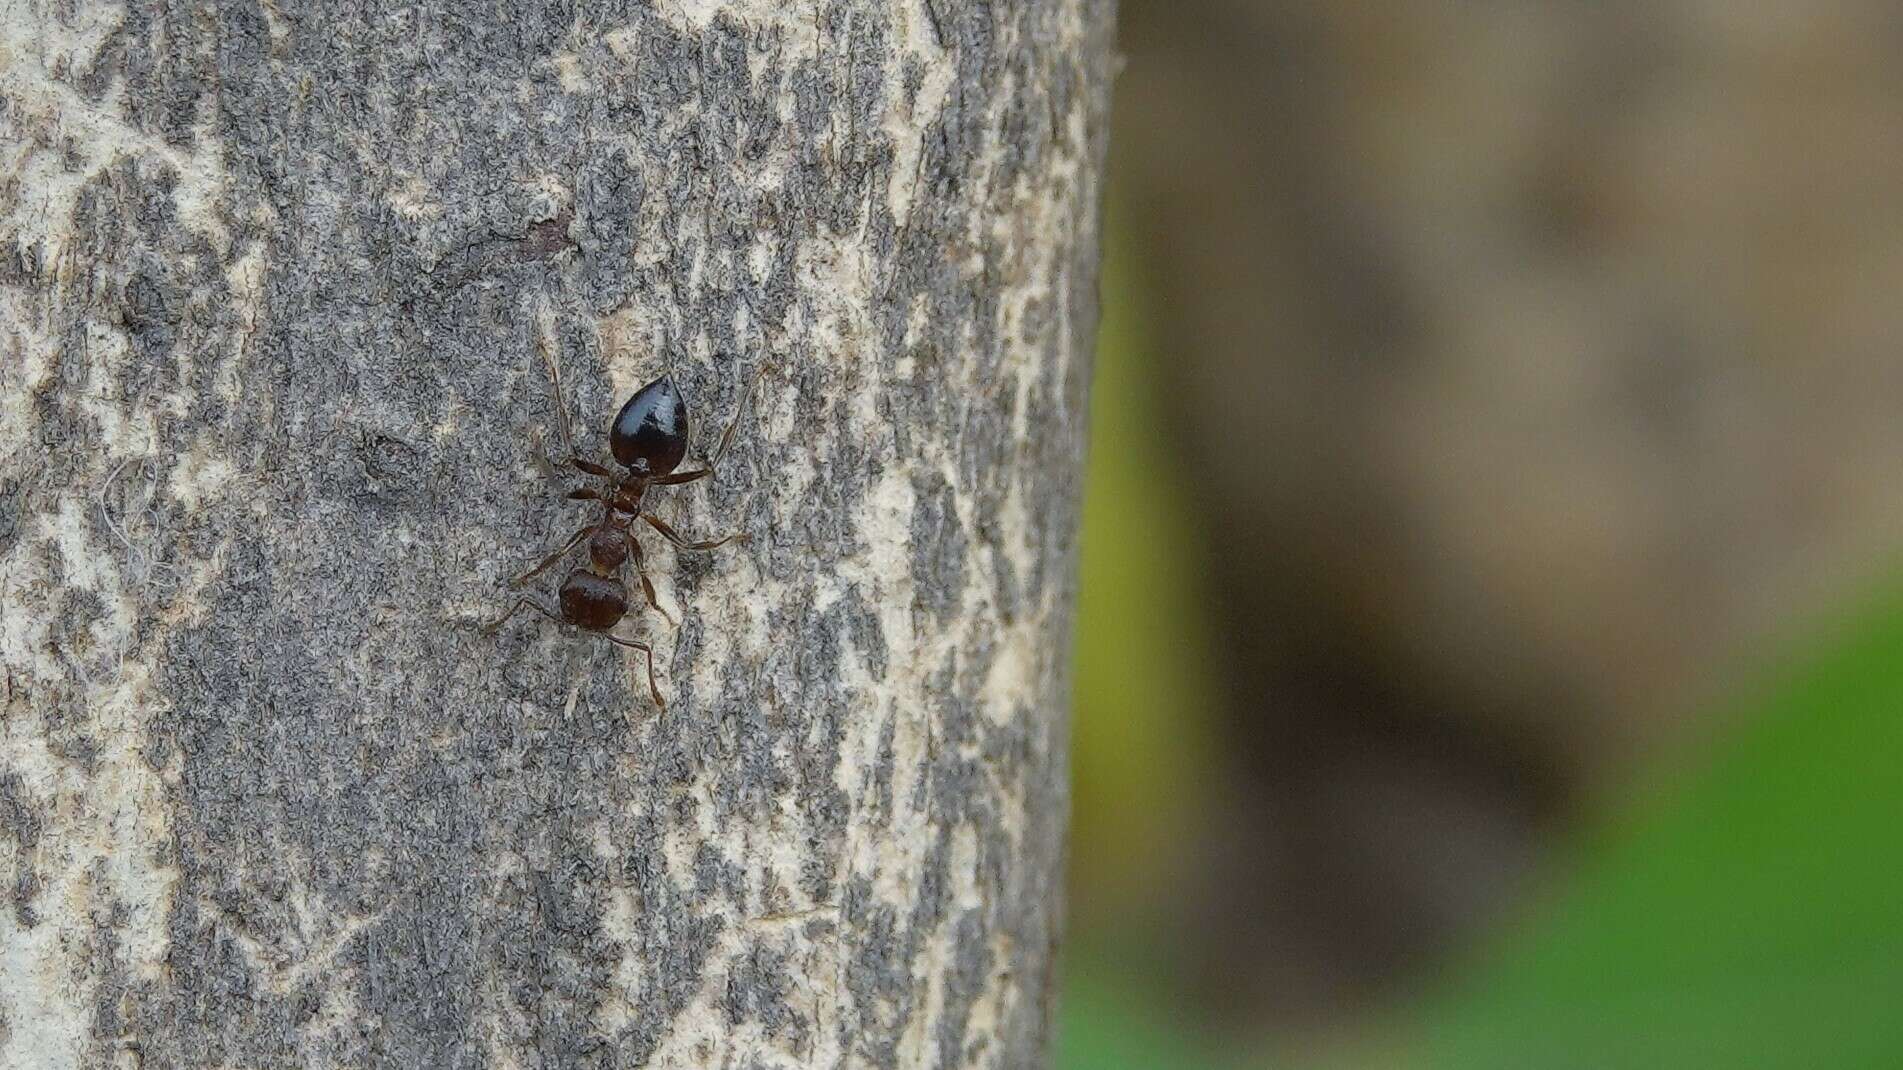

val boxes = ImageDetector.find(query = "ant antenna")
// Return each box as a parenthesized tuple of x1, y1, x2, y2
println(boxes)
(659, 319, 680, 382)
(739, 287, 779, 376)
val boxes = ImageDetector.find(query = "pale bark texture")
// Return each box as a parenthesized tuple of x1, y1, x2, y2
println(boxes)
(0, 0, 1111, 1065)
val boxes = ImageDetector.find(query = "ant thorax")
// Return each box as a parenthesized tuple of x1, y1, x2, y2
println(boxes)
(609, 479, 646, 515)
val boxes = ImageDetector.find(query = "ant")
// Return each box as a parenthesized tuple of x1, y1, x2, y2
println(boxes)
(487, 342, 763, 708)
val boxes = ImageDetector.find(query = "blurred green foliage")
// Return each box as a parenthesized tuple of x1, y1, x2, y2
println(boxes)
(1408, 579, 1903, 1069)
(1063, 564, 1903, 1068)
(1061, 217, 1903, 1068)
(1068, 206, 1219, 911)
(1060, 952, 1230, 1070)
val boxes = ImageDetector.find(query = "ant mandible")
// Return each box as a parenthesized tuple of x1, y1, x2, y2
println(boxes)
(487, 340, 763, 708)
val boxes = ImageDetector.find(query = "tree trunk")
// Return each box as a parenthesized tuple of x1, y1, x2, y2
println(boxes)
(0, 1, 1111, 1066)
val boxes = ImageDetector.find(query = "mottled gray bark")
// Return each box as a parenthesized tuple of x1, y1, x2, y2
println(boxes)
(0, 1, 1110, 1066)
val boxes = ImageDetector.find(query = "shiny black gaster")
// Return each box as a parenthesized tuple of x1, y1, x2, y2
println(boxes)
(610, 375, 689, 475)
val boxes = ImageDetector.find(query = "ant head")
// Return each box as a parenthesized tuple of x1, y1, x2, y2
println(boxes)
(587, 528, 628, 570)
(610, 374, 690, 476)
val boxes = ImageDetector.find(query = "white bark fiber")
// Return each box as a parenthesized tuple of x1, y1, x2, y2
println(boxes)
(0, 1, 1111, 1066)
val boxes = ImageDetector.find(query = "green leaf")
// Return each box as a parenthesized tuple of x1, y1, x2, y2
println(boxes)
(1413, 578, 1903, 1069)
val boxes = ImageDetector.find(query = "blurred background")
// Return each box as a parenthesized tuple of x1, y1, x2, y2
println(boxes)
(1058, 4, 1903, 1067)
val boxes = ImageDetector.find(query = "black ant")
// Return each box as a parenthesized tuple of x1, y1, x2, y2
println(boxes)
(487, 342, 763, 707)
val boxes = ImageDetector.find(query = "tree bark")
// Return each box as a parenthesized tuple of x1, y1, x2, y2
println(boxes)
(0, 1, 1111, 1066)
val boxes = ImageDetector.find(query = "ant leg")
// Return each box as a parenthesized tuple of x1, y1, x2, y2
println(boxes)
(702, 359, 771, 471)
(601, 631, 666, 709)
(536, 326, 583, 458)
(623, 531, 678, 626)
(531, 428, 566, 483)
(642, 512, 743, 552)
(649, 360, 772, 486)
(535, 328, 615, 477)
(567, 487, 605, 502)
(509, 524, 591, 588)
(649, 467, 711, 488)
(532, 429, 614, 483)
(559, 450, 615, 480)
(485, 596, 564, 634)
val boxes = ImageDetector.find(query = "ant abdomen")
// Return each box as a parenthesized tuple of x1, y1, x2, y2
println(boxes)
(560, 571, 628, 632)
